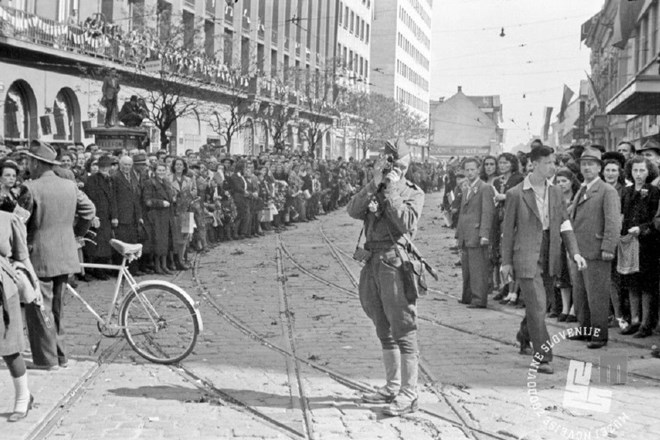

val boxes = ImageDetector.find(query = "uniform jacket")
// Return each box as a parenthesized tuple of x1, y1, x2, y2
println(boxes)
(21, 170, 95, 277)
(501, 180, 580, 279)
(455, 179, 496, 248)
(347, 178, 424, 244)
(113, 170, 142, 225)
(571, 178, 621, 260)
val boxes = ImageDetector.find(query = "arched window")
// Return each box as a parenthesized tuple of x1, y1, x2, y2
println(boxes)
(4, 80, 37, 144)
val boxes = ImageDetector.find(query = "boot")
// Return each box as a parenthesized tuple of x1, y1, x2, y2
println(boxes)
(384, 353, 419, 417)
(161, 256, 173, 275)
(362, 349, 400, 404)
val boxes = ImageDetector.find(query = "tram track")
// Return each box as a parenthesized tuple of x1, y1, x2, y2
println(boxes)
(189, 238, 513, 440)
(316, 224, 660, 385)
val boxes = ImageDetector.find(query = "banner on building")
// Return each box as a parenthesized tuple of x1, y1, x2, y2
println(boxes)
(542, 107, 553, 141)
(558, 85, 574, 122)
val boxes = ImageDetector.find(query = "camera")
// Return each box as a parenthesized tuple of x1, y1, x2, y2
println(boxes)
(352, 247, 372, 263)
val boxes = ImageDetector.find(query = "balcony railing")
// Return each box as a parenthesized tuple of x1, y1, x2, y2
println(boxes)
(184, 0, 195, 10)
(0, 5, 252, 93)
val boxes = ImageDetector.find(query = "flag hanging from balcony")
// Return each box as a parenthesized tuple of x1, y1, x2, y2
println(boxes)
(612, 0, 644, 49)
(558, 84, 574, 123)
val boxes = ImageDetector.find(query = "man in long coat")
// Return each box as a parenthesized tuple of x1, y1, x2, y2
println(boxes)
(112, 155, 144, 274)
(19, 141, 96, 369)
(83, 155, 117, 279)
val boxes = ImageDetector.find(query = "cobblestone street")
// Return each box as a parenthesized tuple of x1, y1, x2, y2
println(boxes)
(2, 192, 660, 440)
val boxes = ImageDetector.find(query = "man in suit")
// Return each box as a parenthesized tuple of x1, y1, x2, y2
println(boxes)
(501, 146, 587, 374)
(456, 158, 496, 308)
(570, 147, 621, 349)
(19, 141, 96, 370)
(227, 160, 252, 239)
(112, 155, 144, 274)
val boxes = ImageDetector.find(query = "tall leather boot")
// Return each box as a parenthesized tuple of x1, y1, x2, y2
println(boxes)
(384, 352, 419, 416)
(361, 349, 400, 403)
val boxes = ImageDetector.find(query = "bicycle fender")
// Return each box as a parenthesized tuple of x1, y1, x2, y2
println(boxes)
(134, 280, 204, 333)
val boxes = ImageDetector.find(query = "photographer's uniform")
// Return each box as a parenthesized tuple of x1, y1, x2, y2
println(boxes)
(347, 150, 424, 416)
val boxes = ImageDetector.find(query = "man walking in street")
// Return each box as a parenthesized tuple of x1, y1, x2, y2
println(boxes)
(570, 146, 621, 349)
(19, 141, 96, 370)
(347, 140, 424, 417)
(456, 158, 496, 308)
(501, 146, 587, 374)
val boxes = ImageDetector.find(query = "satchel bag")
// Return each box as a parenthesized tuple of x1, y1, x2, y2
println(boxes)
(352, 226, 372, 263)
(386, 226, 427, 304)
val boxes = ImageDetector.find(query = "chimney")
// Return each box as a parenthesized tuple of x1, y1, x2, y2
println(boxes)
(457, 86, 462, 93)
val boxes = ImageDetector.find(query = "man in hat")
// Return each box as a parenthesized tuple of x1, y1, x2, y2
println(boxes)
(19, 140, 96, 370)
(347, 139, 425, 416)
(569, 147, 621, 349)
(101, 68, 120, 128)
(638, 139, 660, 186)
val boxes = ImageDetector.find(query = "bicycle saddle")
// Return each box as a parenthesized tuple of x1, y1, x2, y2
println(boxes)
(110, 239, 143, 258)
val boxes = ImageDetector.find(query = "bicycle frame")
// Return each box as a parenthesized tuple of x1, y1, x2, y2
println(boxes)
(66, 256, 138, 330)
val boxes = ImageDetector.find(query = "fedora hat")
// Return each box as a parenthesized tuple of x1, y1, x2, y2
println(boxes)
(638, 138, 660, 155)
(23, 140, 60, 165)
(576, 146, 602, 164)
(97, 155, 114, 168)
(132, 152, 147, 164)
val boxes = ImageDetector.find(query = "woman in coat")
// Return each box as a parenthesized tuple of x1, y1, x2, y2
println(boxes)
(168, 158, 196, 270)
(1, 211, 38, 421)
(83, 155, 117, 280)
(620, 156, 660, 338)
(493, 152, 524, 305)
(142, 163, 175, 275)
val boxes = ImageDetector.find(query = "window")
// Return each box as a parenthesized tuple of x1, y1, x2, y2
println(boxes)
(339, 2, 343, 25)
(344, 6, 349, 29)
(366, 24, 369, 43)
(350, 11, 354, 33)
(349, 49, 353, 68)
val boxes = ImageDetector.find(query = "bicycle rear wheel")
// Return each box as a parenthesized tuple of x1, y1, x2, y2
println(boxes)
(120, 284, 199, 364)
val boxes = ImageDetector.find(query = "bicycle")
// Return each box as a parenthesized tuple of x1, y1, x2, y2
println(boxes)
(67, 238, 203, 364)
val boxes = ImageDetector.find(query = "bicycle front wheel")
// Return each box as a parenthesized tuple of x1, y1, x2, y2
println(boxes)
(120, 284, 199, 364)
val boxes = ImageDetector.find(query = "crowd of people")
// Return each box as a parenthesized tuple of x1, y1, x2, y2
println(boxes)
(0, 141, 442, 280)
(446, 137, 660, 367)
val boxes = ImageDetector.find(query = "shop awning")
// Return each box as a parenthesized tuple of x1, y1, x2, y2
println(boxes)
(606, 75, 660, 115)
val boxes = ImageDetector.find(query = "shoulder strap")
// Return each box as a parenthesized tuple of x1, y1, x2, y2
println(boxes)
(355, 226, 364, 250)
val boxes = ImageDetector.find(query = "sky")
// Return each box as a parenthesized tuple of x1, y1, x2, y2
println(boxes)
(430, 0, 604, 150)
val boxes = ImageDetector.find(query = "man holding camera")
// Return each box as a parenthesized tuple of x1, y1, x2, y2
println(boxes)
(347, 140, 424, 417)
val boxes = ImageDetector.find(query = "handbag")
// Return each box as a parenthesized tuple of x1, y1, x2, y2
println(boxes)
(352, 227, 372, 263)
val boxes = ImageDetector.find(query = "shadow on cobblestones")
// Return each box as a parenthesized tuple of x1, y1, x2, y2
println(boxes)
(108, 384, 204, 401)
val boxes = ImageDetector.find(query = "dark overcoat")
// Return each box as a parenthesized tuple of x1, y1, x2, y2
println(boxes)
(84, 173, 117, 259)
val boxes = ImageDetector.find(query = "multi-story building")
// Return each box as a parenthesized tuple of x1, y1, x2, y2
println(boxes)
(429, 86, 503, 158)
(584, 0, 660, 149)
(0, 0, 343, 156)
(335, 0, 371, 93)
(370, 0, 432, 120)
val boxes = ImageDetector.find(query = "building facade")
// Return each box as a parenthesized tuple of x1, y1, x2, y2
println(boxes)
(0, 0, 346, 156)
(584, 0, 660, 150)
(370, 0, 432, 120)
(429, 87, 503, 158)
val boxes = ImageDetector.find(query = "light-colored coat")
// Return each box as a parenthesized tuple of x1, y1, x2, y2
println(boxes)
(571, 178, 621, 260)
(455, 179, 496, 248)
(501, 181, 580, 279)
(22, 170, 96, 277)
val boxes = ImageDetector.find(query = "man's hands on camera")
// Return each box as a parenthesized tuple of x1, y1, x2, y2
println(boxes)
(372, 157, 401, 189)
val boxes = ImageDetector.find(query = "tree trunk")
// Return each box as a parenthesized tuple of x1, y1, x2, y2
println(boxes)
(226, 134, 232, 154)
(159, 129, 171, 154)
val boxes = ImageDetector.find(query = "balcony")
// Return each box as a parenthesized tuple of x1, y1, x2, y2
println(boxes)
(257, 22, 264, 40)
(271, 29, 277, 44)
(224, 5, 234, 25)
(242, 16, 250, 33)
(607, 74, 660, 115)
(184, 0, 195, 10)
